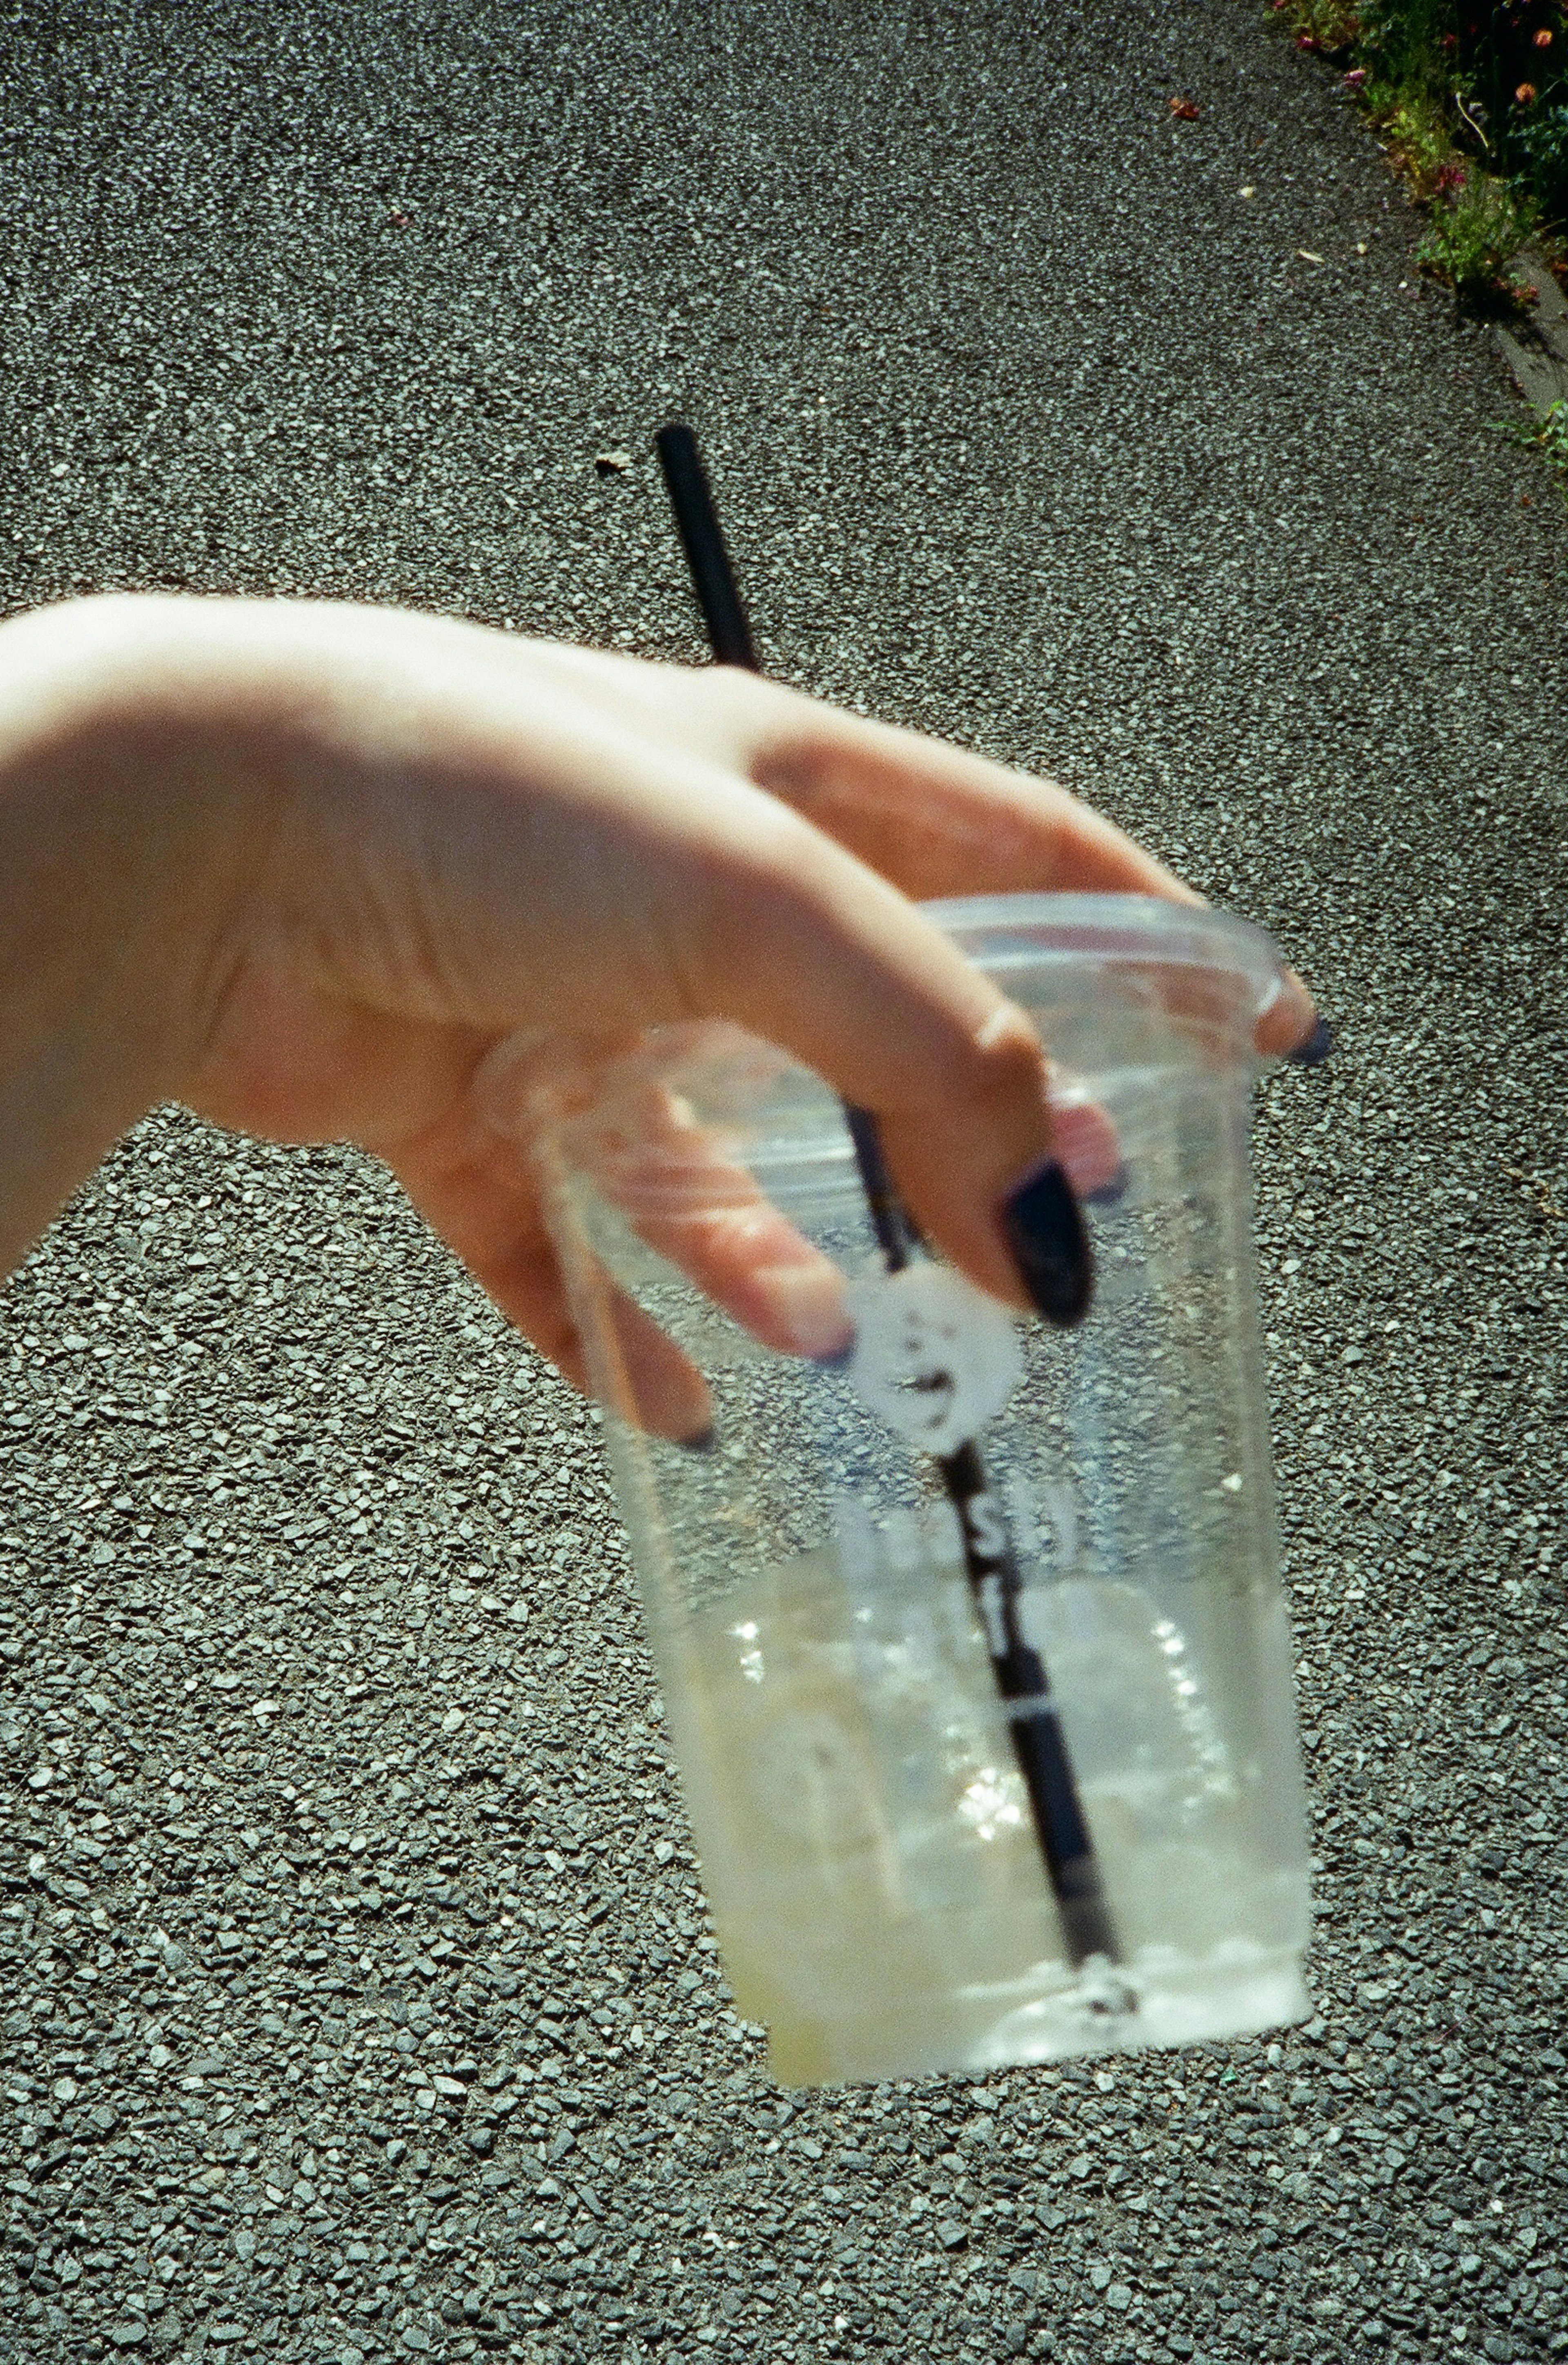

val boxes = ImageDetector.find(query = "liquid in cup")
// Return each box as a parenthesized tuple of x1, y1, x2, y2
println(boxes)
(535, 895, 1314, 2084)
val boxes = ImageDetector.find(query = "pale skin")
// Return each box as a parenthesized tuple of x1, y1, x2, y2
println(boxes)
(0, 595, 1319, 1436)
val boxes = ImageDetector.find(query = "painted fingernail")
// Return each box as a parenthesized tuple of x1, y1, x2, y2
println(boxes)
(1084, 1162, 1131, 1208)
(811, 1331, 859, 1371)
(1001, 1160, 1094, 1328)
(1285, 1015, 1334, 1068)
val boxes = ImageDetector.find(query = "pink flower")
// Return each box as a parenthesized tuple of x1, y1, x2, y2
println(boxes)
(1345, 67, 1368, 89)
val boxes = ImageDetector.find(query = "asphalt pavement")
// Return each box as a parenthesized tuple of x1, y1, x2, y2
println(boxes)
(1, 4, 1565, 2365)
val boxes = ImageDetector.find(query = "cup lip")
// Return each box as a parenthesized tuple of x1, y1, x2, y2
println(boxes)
(920, 891, 1286, 1011)
(554, 892, 1288, 1213)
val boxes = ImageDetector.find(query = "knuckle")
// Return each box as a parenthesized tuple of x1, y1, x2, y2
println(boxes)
(690, 663, 784, 738)
(970, 1001, 1047, 1105)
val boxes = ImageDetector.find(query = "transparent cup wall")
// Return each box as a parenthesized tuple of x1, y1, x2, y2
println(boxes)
(543, 907, 1312, 2085)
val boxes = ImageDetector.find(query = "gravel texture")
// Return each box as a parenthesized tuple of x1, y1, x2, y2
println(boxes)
(2, 4, 1566, 2364)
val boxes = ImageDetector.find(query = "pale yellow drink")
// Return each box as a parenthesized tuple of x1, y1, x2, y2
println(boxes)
(660, 1532, 1309, 2086)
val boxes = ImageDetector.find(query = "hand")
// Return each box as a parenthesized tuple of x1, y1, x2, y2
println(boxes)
(0, 595, 1320, 1435)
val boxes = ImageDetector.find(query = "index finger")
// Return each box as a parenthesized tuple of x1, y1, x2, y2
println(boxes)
(743, 690, 1321, 1061)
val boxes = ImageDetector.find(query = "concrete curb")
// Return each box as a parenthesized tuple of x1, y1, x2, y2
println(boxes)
(1495, 247, 1568, 412)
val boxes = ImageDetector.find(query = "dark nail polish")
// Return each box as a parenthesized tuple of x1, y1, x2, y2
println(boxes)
(1285, 1015, 1334, 1068)
(1001, 1160, 1094, 1328)
(812, 1332, 859, 1371)
(678, 1424, 718, 1454)
(1084, 1162, 1131, 1208)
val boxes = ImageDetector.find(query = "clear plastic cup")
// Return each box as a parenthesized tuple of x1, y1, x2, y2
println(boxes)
(535, 894, 1312, 2084)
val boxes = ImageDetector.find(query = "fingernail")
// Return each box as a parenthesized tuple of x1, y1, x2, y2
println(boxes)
(1285, 1015, 1334, 1068)
(759, 1263, 856, 1361)
(1001, 1160, 1094, 1328)
(811, 1331, 859, 1371)
(678, 1424, 718, 1455)
(1083, 1162, 1130, 1208)
(1046, 1084, 1125, 1203)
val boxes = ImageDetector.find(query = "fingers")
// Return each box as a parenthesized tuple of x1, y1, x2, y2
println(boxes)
(389, 1126, 713, 1445)
(727, 682, 1325, 1063)
(671, 812, 1074, 1315)
(483, 651, 1321, 1060)
(478, 1042, 857, 1363)
(1256, 967, 1323, 1061)
(510, 652, 1324, 1068)
(744, 690, 1196, 903)
(585, 1080, 856, 1360)
(194, 610, 1316, 1374)
(283, 713, 1065, 1320)
(594, 1273, 719, 1445)
(1045, 1076, 1128, 1204)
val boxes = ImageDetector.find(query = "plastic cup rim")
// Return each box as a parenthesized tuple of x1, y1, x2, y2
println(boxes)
(919, 890, 1287, 1011)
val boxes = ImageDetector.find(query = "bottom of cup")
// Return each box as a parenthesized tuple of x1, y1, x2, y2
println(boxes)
(761, 1943, 1311, 2089)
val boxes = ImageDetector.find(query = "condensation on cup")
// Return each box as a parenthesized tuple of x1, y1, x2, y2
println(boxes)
(528, 895, 1314, 2086)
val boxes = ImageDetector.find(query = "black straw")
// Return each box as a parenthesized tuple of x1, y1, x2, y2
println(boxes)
(839, 1103, 1120, 1967)
(655, 424, 760, 669)
(654, 417, 1123, 1977)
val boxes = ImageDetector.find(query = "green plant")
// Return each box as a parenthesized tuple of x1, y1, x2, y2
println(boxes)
(1517, 102, 1568, 222)
(1370, 83, 1455, 194)
(1356, 0, 1459, 92)
(1499, 394, 1568, 474)
(1417, 169, 1539, 293)
(1284, 0, 1363, 50)
(1275, 0, 1568, 292)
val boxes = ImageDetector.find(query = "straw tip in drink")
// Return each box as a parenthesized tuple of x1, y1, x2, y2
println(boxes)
(1076, 1953, 1138, 2018)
